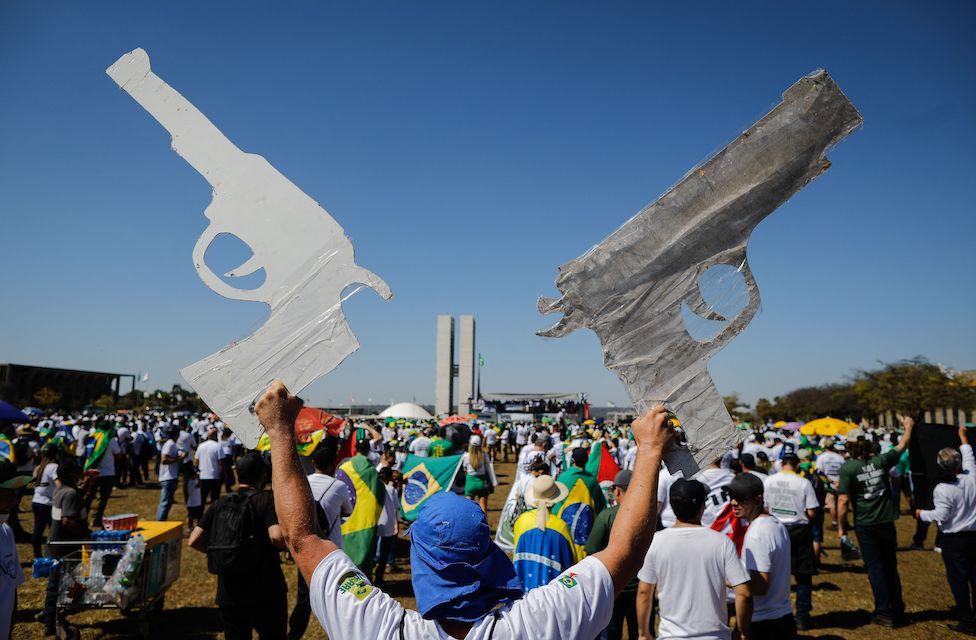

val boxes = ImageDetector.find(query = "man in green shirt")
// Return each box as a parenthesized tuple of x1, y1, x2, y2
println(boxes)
(837, 417, 915, 628)
(585, 470, 637, 640)
(428, 428, 454, 458)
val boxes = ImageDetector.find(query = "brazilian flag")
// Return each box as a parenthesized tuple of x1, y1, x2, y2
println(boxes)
(336, 454, 386, 572)
(553, 466, 606, 547)
(0, 435, 14, 463)
(399, 453, 464, 522)
(83, 425, 115, 471)
(254, 430, 324, 457)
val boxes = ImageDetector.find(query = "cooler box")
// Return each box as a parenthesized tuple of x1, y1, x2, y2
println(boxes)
(135, 521, 183, 601)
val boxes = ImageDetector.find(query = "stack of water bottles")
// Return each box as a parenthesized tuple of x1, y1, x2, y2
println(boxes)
(104, 533, 146, 603)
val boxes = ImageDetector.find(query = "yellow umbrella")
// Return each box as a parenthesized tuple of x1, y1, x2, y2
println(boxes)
(773, 421, 788, 428)
(804, 417, 858, 437)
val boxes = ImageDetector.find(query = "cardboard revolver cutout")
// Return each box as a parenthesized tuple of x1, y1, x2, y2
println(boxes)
(107, 49, 392, 448)
(538, 70, 862, 477)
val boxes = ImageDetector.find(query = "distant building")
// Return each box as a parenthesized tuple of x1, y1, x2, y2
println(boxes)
(0, 363, 134, 410)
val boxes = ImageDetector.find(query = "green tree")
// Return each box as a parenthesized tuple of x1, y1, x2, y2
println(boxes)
(93, 394, 115, 410)
(854, 357, 976, 417)
(34, 387, 62, 407)
(754, 398, 774, 422)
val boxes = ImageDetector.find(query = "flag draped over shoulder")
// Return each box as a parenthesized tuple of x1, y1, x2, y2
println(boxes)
(336, 454, 385, 571)
(512, 509, 583, 591)
(399, 453, 464, 522)
(83, 426, 114, 471)
(553, 466, 606, 546)
(585, 441, 621, 484)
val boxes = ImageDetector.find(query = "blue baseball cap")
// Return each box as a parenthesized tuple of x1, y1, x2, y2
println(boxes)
(410, 492, 522, 622)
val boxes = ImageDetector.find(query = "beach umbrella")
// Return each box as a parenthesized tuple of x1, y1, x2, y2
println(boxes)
(773, 420, 788, 428)
(0, 401, 29, 424)
(438, 415, 470, 427)
(22, 406, 43, 417)
(804, 417, 858, 437)
(784, 421, 804, 432)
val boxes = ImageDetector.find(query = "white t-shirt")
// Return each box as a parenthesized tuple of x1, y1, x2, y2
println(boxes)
(158, 440, 181, 482)
(72, 426, 89, 457)
(763, 471, 820, 525)
(376, 484, 399, 538)
(637, 527, 749, 640)
(815, 451, 845, 485)
(0, 523, 25, 636)
(657, 468, 682, 528)
(309, 551, 613, 640)
(186, 477, 202, 508)
(32, 463, 59, 506)
(195, 440, 223, 480)
(696, 467, 735, 528)
(176, 430, 196, 456)
(409, 437, 431, 458)
(308, 473, 353, 547)
(742, 515, 793, 622)
(98, 439, 122, 477)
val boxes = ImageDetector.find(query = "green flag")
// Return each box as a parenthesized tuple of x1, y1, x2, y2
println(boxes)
(337, 454, 385, 572)
(399, 453, 464, 522)
(84, 425, 115, 471)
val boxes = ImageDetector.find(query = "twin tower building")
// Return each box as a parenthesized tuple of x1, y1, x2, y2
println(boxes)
(435, 315, 476, 417)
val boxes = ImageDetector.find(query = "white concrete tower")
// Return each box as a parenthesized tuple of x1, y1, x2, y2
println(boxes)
(458, 315, 476, 415)
(435, 315, 455, 416)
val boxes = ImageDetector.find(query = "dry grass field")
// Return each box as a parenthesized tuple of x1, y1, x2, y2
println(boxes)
(12, 460, 958, 639)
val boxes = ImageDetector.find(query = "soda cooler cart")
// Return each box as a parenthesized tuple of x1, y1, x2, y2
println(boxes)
(49, 521, 183, 640)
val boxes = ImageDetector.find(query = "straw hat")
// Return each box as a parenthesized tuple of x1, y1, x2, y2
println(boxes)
(525, 475, 569, 508)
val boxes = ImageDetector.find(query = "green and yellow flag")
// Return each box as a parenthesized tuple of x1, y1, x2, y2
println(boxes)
(554, 465, 607, 547)
(84, 425, 115, 471)
(399, 453, 464, 522)
(336, 454, 385, 571)
(0, 435, 14, 464)
(254, 429, 324, 457)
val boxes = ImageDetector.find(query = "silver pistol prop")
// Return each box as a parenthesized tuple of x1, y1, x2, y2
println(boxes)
(107, 48, 392, 448)
(537, 70, 862, 477)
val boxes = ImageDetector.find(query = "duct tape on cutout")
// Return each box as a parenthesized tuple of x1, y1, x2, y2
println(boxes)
(537, 70, 863, 477)
(107, 49, 392, 448)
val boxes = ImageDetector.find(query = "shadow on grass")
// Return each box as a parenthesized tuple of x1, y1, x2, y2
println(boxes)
(76, 605, 223, 639)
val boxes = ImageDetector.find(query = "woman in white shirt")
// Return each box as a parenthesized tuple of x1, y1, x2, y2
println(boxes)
(30, 445, 59, 559)
(462, 435, 495, 514)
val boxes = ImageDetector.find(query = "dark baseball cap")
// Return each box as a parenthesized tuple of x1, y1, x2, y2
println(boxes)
(739, 453, 756, 468)
(727, 473, 765, 501)
(612, 469, 632, 489)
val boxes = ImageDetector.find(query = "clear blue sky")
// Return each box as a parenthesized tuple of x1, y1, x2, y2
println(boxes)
(2, 2, 974, 409)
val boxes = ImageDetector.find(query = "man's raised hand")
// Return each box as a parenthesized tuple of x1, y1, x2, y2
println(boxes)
(631, 405, 677, 455)
(255, 381, 304, 437)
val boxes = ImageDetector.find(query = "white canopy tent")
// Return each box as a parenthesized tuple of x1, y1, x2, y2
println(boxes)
(378, 402, 433, 420)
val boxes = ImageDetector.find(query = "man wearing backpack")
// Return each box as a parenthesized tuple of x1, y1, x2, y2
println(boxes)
(189, 452, 288, 639)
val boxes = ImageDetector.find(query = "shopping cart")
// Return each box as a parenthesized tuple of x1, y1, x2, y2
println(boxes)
(48, 521, 183, 639)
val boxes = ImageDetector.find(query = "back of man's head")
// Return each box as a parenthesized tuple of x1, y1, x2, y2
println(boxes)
(781, 453, 800, 470)
(669, 478, 707, 523)
(313, 443, 337, 473)
(571, 447, 588, 469)
(236, 452, 266, 486)
(355, 439, 371, 455)
(740, 453, 757, 470)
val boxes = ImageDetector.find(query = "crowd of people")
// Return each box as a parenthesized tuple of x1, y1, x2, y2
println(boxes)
(0, 396, 972, 639)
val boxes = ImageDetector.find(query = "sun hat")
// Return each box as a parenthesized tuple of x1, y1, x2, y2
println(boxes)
(524, 475, 569, 508)
(409, 492, 522, 622)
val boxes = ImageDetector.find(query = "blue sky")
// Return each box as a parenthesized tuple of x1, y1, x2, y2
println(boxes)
(2, 2, 974, 409)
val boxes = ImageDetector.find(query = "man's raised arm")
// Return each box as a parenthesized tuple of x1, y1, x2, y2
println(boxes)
(256, 381, 339, 581)
(593, 406, 676, 596)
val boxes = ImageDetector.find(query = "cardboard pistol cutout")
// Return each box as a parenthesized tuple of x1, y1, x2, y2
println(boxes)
(538, 70, 862, 476)
(107, 49, 392, 447)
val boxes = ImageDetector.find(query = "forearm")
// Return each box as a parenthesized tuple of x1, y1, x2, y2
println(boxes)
(837, 497, 850, 535)
(735, 591, 753, 637)
(268, 428, 336, 563)
(596, 444, 662, 592)
(636, 582, 655, 639)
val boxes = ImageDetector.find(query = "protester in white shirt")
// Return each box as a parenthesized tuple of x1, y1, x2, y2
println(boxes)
(409, 433, 432, 458)
(762, 454, 819, 628)
(637, 478, 751, 640)
(815, 444, 846, 526)
(657, 467, 682, 528)
(155, 428, 183, 521)
(729, 473, 797, 639)
(258, 382, 677, 640)
(30, 445, 59, 559)
(195, 429, 224, 506)
(85, 432, 122, 528)
(697, 458, 736, 528)
(916, 426, 976, 634)
(374, 467, 400, 585)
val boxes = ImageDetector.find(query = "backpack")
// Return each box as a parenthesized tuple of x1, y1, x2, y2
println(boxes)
(206, 490, 260, 575)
